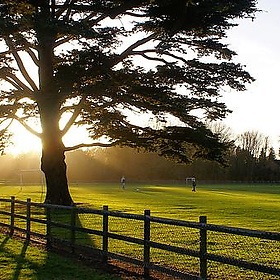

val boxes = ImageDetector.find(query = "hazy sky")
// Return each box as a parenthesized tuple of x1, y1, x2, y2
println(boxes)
(223, 0, 280, 149)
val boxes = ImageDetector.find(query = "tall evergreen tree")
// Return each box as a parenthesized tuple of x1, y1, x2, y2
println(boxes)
(0, 0, 257, 204)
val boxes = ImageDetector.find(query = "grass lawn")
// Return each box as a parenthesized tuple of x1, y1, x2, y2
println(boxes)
(74, 182, 280, 232)
(0, 183, 279, 279)
(0, 182, 279, 232)
(0, 233, 120, 280)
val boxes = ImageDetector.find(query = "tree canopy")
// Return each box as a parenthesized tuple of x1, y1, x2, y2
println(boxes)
(0, 0, 258, 204)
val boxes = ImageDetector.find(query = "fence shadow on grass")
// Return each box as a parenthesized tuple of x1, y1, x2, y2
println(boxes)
(0, 198, 103, 280)
(12, 240, 29, 280)
(0, 235, 33, 280)
(0, 234, 10, 250)
(0, 234, 112, 280)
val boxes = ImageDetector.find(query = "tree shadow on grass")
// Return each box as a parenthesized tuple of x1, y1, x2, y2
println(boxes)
(37, 208, 120, 280)
(0, 207, 116, 280)
(0, 237, 117, 280)
(46, 207, 100, 253)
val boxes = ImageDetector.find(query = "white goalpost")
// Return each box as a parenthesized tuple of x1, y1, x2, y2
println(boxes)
(18, 169, 46, 201)
(19, 169, 45, 185)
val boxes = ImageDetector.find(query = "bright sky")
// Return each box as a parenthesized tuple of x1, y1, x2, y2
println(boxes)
(223, 0, 280, 150)
(7, 0, 280, 154)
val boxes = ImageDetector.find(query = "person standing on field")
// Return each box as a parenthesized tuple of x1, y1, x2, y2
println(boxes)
(121, 176, 126, 190)
(192, 178, 196, 192)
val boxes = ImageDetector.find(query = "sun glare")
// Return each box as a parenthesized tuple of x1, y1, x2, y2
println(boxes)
(6, 122, 93, 156)
(7, 125, 41, 155)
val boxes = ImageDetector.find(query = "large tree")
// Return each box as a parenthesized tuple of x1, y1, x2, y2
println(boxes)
(0, 0, 257, 205)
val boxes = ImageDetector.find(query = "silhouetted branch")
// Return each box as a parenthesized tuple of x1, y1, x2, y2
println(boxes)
(5, 38, 38, 91)
(65, 141, 118, 152)
(61, 95, 86, 136)
(14, 116, 41, 138)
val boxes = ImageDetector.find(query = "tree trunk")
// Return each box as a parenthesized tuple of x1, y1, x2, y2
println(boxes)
(41, 144, 73, 206)
(35, 2, 73, 205)
(38, 96, 73, 205)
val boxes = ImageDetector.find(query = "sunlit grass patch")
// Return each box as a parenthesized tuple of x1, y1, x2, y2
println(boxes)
(0, 233, 120, 280)
(0, 183, 279, 279)
(1, 182, 279, 231)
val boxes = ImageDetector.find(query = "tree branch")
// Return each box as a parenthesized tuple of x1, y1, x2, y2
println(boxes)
(26, 47, 39, 67)
(61, 95, 86, 136)
(4, 38, 38, 91)
(0, 43, 38, 59)
(53, 1, 108, 49)
(123, 11, 147, 18)
(4, 74, 34, 95)
(114, 33, 157, 65)
(54, 35, 72, 48)
(53, 1, 144, 48)
(55, 0, 73, 18)
(132, 51, 170, 64)
(59, 104, 77, 115)
(157, 50, 188, 64)
(127, 48, 188, 65)
(14, 116, 41, 138)
(0, 118, 13, 129)
(64, 141, 118, 152)
(2, 76, 22, 91)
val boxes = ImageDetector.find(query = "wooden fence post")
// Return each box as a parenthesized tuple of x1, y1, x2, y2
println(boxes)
(199, 216, 207, 280)
(102, 205, 109, 263)
(46, 203, 52, 249)
(26, 198, 31, 240)
(10, 196, 15, 236)
(144, 209, 151, 279)
(71, 206, 77, 253)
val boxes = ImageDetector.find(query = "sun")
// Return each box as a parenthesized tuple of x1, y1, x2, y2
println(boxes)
(7, 124, 41, 155)
(6, 122, 92, 156)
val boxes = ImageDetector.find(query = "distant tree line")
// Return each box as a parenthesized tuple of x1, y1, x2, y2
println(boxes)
(0, 129, 280, 184)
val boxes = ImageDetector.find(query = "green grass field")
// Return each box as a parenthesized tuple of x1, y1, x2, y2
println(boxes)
(0, 182, 279, 279)
(1, 182, 279, 231)
(0, 233, 120, 280)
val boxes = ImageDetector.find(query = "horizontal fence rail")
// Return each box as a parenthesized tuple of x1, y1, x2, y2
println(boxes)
(0, 196, 279, 279)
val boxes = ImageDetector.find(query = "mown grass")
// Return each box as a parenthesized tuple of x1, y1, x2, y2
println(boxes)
(1, 182, 279, 231)
(0, 182, 279, 279)
(75, 182, 280, 231)
(0, 233, 120, 280)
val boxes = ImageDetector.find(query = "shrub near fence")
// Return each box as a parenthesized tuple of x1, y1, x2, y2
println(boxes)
(0, 197, 279, 280)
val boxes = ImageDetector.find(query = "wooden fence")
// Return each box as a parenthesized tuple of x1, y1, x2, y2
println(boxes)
(0, 196, 279, 279)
